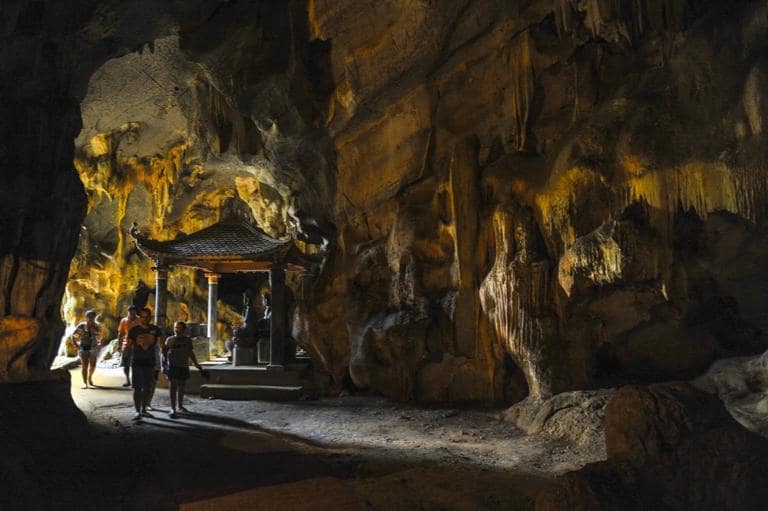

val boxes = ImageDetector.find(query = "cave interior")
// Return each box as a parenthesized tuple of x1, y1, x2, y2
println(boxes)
(3, 0, 768, 509)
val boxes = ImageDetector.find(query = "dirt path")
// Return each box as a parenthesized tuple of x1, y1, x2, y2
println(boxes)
(63, 368, 601, 510)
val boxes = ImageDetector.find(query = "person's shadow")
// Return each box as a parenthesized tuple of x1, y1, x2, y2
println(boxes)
(91, 384, 132, 391)
(180, 411, 262, 431)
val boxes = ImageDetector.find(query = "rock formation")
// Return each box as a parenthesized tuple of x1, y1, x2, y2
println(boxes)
(536, 382, 768, 510)
(3, 0, 768, 406)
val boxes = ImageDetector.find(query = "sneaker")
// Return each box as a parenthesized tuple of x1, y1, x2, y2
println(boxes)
(132, 412, 142, 421)
(141, 410, 153, 418)
(122, 382, 131, 387)
(179, 406, 189, 412)
(169, 411, 177, 419)
(146, 406, 157, 412)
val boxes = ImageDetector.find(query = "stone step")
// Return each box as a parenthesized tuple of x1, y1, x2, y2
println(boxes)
(156, 363, 311, 394)
(202, 365, 308, 386)
(200, 384, 303, 401)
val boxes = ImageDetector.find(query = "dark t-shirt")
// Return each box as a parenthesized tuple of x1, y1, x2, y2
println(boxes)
(128, 324, 161, 367)
(165, 335, 194, 368)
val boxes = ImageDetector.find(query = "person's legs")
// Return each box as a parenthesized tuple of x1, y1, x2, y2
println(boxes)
(169, 380, 177, 413)
(146, 371, 159, 410)
(132, 387, 142, 413)
(133, 367, 144, 414)
(79, 352, 88, 387)
(121, 348, 131, 386)
(131, 366, 147, 419)
(142, 386, 153, 414)
(87, 351, 97, 386)
(137, 369, 153, 414)
(178, 381, 187, 411)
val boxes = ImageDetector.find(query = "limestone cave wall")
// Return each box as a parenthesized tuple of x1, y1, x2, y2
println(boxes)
(3, 0, 768, 405)
(303, 0, 768, 400)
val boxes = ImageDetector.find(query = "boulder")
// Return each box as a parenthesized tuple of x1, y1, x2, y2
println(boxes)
(614, 324, 717, 383)
(693, 351, 768, 437)
(505, 390, 615, 453)
(536, 382, 768, 510)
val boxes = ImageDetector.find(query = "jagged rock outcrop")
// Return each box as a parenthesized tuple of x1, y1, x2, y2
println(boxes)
(505, 389, 615, 454)
(536, 382, 768, 510)
(694, 350, 768, 437)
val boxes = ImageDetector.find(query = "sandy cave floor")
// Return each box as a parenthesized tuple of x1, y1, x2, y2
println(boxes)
(61, 367, 602, 510)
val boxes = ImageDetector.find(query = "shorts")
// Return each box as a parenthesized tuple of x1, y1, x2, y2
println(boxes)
(119, 347, 132, 368)
(131, 365, 157, 391)
(167, 366, 190, 381)
(78, 349, 98, 361)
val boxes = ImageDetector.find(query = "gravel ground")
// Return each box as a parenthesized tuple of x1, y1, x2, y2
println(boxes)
(66, 368, 604, 510)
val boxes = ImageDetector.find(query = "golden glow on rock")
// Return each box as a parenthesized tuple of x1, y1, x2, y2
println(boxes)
(88, 133, 111, 157)
(626, 162, 739, 220)
(235, 177, 285, 237)
(66, 128, 205, 336)
(307, 0, 322, 40)
(67, 124, 290, 347)
(535, 166, 604, 248)
(620, 153, 648, 178)
(558, 223, 624, 297)
(0, 316, 40, 382)
(509, 31, 534, 152)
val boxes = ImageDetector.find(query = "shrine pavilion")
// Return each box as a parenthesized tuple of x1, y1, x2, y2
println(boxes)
(130, 218, 316, 371)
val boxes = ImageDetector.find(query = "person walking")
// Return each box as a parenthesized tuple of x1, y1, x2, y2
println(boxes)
(125, 308, 162, 420)
(163, 321, 207, 418)
(146, 324, 165, 411)
(73, 310, 102, 389)
(116, 304, 140, 387)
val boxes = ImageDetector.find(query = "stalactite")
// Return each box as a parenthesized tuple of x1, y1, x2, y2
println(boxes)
(557, 220, 626, 296)
(535, 166, 606, 252)
(538, 160, 768, 272)
(553, 0, 575, 36)
(508, 31, 535, 152)
(66, 127, 193, 332)
(554, 0, 690, 43)
(624, 161, 768, 228)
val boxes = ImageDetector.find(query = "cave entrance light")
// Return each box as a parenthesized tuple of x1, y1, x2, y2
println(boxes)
(130, 218, 317, 370)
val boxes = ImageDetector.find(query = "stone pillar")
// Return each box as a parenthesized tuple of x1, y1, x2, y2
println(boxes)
(207, 273, 220, 353)
(268, 264, 287, 370)
(153, 265, 169, 332)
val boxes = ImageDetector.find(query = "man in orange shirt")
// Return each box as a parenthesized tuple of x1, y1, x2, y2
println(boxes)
(116, 304, 141, 387)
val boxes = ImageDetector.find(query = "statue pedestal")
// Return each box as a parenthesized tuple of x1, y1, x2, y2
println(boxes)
(257, 340, 270, 364)
(233, 346, 257, 366)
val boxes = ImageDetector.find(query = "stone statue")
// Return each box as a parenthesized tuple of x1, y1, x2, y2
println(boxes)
(256, 292, 271, 341)
(232, 292, 272, 349)
(232, 293, 258, 348)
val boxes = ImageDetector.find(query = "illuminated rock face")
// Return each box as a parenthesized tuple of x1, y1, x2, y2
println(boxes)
(3, 0, 768, 403)
(304, 0, 768, 399)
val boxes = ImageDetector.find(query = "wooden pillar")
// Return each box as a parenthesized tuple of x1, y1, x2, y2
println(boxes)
(206, 273, 220, 349)
(153, 265, 169, 332)
(268, 264, 287, 370)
